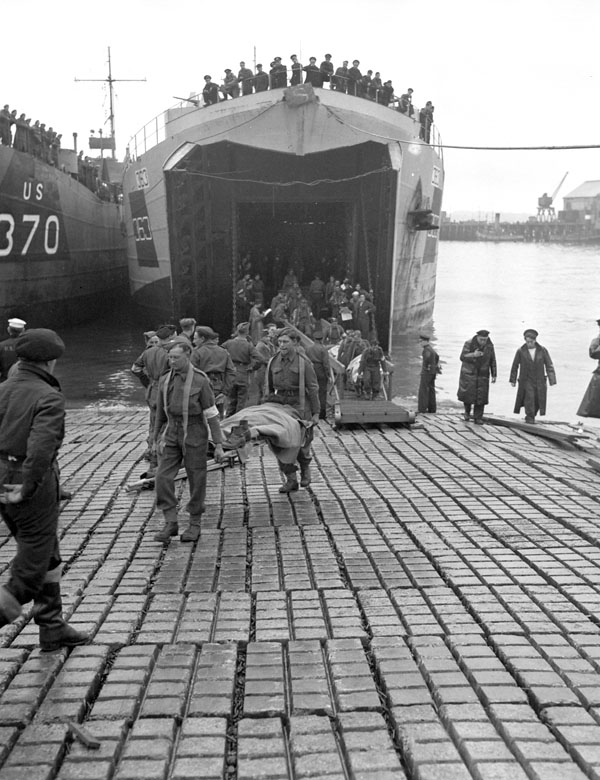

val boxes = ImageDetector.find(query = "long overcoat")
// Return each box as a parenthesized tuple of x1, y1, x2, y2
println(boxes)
(457, 337, 497, 406)
(510, 343, 556, 415)
(577, 336, 600, 417)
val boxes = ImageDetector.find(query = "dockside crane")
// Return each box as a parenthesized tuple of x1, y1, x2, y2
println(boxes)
(537, 171, 568, 221)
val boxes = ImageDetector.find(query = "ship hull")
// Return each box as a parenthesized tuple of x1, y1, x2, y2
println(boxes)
(124, 87, 444, 349)
(0, 147, 128, 326)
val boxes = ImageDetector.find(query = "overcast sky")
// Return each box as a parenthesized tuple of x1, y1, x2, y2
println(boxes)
(4, 0, 598, 217)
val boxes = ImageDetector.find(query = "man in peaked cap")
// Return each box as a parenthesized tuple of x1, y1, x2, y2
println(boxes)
(0, 317, 26, 382)
(417, 331, 441, 414)
(0, 329, 88, 651)
(457, 329, 497, 424)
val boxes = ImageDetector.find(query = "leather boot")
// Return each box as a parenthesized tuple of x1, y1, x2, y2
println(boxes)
(180, 516, 201, 542)
(153, 521, 179, 542)
(0, 585, 22, 627)
(34, 582, 88, 652)
(279, 474, 299, 493)
(300, 462, 311, 487)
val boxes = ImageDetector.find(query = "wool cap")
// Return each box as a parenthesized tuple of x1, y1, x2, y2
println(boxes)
(523, 328, 539, 338)
(15, 328, 65, 361)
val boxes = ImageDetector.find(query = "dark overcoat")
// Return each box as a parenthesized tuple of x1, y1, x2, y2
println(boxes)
(509, 343, 556, 415)
(577, 336, 600, 417)
(457, 337, 497, 405)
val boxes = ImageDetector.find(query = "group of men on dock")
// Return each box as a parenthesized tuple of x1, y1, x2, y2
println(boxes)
(418, 327, 558, 425)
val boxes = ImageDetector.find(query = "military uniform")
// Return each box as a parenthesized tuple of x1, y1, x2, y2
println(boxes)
(0, 329, 87, 651)
(191, 341, 235, 418)
(222, 333, 258, 415)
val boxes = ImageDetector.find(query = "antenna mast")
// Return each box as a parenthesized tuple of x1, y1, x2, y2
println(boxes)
(75, 47, 146, 158)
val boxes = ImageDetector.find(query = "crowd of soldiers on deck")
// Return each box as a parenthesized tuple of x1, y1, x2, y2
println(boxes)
(197, 56, 435, 142)
(0, 104, 63, 165)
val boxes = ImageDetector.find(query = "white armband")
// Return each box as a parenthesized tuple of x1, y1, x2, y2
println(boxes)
(203, 405, 220, 420)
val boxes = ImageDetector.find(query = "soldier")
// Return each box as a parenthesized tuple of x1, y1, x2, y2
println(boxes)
(0, 329, 88, 651)
(333, 60, 349, 93)
(358, 339, 387, 400)
(0, 104, 12, 146)
(303, 57, 323, 88)
(131, 324, 175, 465)
(153, 341, 224, 543)
(202, 75, 220, 106)
(306, 330, 330, 419)
(320, 54, 334, 85)
(221, 69, 240, 99)
(270, 57, 287, 89)
(265, 327, 320, 492)
(398, 88, 414, 116)
(0, 318, 26, 382)
(253, 64, 269, 93)
(222, 323, 259, 415)
(191, 326, 235, 419)
(347, 60, 362, 96)
(179, 317, 196, 342)
(290, 54, 303, 86)
(238, 61, 254, 96)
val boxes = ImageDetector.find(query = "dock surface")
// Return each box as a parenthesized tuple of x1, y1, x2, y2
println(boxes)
(1, 408, 600, 779)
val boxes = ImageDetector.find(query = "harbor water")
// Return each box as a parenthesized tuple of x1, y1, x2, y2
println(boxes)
(53, 241, 600, 422)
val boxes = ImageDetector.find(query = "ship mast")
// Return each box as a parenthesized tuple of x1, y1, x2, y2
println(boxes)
(75, 47, 146, 158)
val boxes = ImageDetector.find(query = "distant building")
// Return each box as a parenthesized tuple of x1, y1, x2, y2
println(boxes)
(560, 180, 600, 227)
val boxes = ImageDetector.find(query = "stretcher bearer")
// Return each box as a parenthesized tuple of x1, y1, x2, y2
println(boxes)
(153, 341, 224, 543)
(265, 328, 320, 492)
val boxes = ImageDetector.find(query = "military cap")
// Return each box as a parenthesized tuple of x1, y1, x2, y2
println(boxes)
(256, 63, 263, 68)
(274, 56, 282, 62)
(325, 53, 332, 57)
(523, 328, 538, 338)
(8, 317, 26, 329)
(166, 336, 192, 351)
(278, 327, 299, 340)
(224, 68, 232, 73)
(236, 322, 249, 335)
(313, 330, 323, 339)
(476, 329, 490, 337)
(15, 328, 64, 361)
(204, 74, 212, 80)
(196, 326, 218, 340)
(419, 332, 431, 341)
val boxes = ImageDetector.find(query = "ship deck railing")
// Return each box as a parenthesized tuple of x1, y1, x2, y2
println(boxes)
(127, 81, 441, 163)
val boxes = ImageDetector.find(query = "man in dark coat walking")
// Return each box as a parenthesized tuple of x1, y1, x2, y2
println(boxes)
(510, 329, 556, 423)
(457, 329, 497, 424)
(0, 329, 88, 651)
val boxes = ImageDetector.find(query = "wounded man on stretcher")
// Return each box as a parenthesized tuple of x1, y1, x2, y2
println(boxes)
(219, 395, 314, 466)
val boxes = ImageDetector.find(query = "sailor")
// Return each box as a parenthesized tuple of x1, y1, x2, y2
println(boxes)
(202, 75, 220, 106)
(380, 80, 395, 107)
(238, 61, 254, 96)
(510, 329, 556, 424)
(398, 88, 414, 115)
(0, 318, 26, 382)
(417, 332, 440, 413)
(457, 329, 497, 424)
(253, 64, 269, 93)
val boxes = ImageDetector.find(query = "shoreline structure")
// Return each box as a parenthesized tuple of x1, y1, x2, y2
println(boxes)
(0, 407, 599, 777)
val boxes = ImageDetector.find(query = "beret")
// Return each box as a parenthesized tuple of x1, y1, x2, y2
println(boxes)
(15, 328, 65, 361)
(156, 325, 176, 340)
(196, 326, 218, 340)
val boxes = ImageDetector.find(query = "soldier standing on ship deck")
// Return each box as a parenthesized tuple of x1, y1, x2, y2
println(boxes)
(238, 61, 254, 95)
(320, 54, 334, 85)
(253, 64, 269, 93)
(0, 105, 12, 146)
(290, 55, 303, 86)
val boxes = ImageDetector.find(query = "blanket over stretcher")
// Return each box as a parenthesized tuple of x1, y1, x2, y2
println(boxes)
(221, 402, 306, 463)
